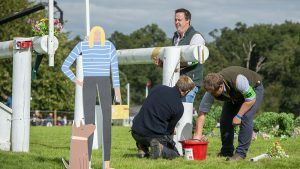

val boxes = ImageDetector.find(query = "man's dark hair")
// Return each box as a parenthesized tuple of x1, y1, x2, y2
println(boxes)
(203, 73, 224, 92)
(175, 8, 191, 21)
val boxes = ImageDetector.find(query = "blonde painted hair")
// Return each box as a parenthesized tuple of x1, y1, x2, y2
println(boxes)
(89, 26, 106, 48)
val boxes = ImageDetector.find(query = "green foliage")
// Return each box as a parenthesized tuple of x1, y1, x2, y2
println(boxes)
(0, 0, 34, 96)
(295, 116, 300, 127)
(254, 112, 279, 133)
(208, 105, 222, 122)
(192, 105, 221, 135)
(202, 114, 217, 135)
(254, 112, 295, 136)
(277, 113, 294, 136)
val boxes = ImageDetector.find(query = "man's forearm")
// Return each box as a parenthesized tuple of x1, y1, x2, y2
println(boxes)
(237, 99, 256, 117)
(193, 112, 205, 139)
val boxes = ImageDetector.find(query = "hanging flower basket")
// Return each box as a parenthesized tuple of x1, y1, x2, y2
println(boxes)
(27, 18, 63, 36)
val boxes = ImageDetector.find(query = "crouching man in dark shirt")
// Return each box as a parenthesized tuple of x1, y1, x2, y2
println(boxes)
(131, 75, 195, 160)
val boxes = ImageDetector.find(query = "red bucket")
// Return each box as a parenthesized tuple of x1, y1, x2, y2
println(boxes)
(180, 139, 209, 160)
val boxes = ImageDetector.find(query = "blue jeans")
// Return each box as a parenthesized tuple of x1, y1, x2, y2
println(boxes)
(182, 86, 199, 103)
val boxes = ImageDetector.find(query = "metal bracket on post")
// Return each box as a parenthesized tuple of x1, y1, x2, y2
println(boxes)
(13, 40, 32, 50)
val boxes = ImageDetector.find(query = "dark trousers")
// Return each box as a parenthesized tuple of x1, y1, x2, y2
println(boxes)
(83, 76, 112, 161)
(220, 84, 264, 158)
(131, 131, 180, 159)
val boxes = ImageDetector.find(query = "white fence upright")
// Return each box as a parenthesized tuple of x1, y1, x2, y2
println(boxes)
(48, 0, 55, 66)
(11, 37, 32, 152)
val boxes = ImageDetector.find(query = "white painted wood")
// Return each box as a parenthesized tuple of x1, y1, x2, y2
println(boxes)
(11, 37, 32, 152)
(117, 45, 209, 65)
(0, 102, 12, 151)
(0, 41, 13, 58)
(32, 35, 58, 54)
(162, 47, 180, 87)
(74, 56, 84, 127)
(174, 102, 194, 155)
(48, 0, 55, 66)
(85, 0, 90, 36)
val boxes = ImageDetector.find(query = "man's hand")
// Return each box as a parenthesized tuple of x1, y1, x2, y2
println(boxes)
(74, 79, 83, 86)
(232, 116, 242, 126)
(154, 57, 163, 67)
(193, 134, 203, 140)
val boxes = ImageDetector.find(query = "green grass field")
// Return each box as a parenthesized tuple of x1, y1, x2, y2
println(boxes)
(0, 126, 299, 169)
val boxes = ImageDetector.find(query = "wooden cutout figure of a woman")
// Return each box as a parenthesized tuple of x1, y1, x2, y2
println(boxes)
(62, 26, 121, 169)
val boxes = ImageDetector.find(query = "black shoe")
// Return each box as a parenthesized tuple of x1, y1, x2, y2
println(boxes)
(150, 139, 163, 159)
(217, 152, 233, 157)
(226, 153, 245, 161)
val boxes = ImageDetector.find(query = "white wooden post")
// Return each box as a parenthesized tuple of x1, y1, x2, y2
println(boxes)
(11, 37, 32, 152)
(74, 0, 89, 127)
(74, 0, 90, 127)
(74, 56, 84, 126)
(174, 103, 193, 155)
(162, 47, 180, 86)
(48, 0, 55, 66)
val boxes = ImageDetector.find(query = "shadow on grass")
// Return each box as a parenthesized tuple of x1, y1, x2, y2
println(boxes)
(33, 155, 66, 166)
(31, 142, 69, 149)
(122, 153, 138, 158)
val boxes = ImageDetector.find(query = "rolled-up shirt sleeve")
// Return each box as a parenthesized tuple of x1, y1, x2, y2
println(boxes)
(236, 74, 256, 102)
(199, 92, 214, 113)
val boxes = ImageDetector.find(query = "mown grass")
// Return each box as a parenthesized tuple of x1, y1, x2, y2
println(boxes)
(0, 126, 300, 169)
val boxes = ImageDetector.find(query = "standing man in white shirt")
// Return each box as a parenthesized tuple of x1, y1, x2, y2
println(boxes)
(172, 8, 205, 103)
